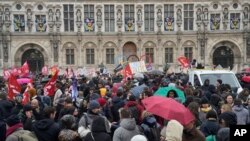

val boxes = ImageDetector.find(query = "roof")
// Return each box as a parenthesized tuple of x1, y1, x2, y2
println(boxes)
(189, 69, 234, 75)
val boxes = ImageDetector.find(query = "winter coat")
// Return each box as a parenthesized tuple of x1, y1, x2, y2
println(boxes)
(6, 123, 37, 141)
(113, 118, 141, 141)
(232, 105, 249, 125)
(85, 117, 111, 141)
(32, 118, 60, 141)
(216, 127, 229, 141)
(182, 127, 206, 141)
(200, 119, 220, 137)
(160, 120, 183, 141)
(0, 99, 14, 119)
(111, 96, 125, 122)
(0, 120, 6, 141)
(58, 129, 81, 141)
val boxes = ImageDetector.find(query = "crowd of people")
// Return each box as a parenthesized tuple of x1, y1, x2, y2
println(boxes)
(0, 70, 250, 141)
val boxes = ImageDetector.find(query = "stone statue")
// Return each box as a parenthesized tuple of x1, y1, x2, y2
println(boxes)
(4, 8, 10, 21)
(203, 8, 208, 20)
(243, 7, 249, 20)
(157, 9, 162, 22)
(177, 9, 182, 21)
(76, 9, 81, 22)
(27, 9, 32, 20)
(55, 9, 61, 22)
(137, 9, 142, 21)
(196, 8, 202, 21)
(0, 9, 3, 21)
(117, 9, 122, 22)
(223, 8, 229, 20)
(97, 9, 102, 22)
(48, 9, 53, 22)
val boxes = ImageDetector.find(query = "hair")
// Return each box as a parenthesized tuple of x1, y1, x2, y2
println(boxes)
(233, 98, 242, 106)
(221, 104, 232, 112)
(188, 102, 200, 119)
(167, 90, 177, 98)
(119, 108, 131, 119)
(206, 110, 218, 119)
(141, 110, 153, 120)
(43, 106, 56, 119)
(64, 96, 73, 104)
(184, 88, 194, 97)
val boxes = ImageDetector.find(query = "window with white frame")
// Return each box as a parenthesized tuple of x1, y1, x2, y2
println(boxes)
(86, 48, 95, 64)
(165, 48, 173, 63)
(64, 4, 74, 32)
(106, 48, 115, 64)
(144, 4, 154, 31)
(184, 47, 193, 61)
(104, 5, 115, 32)
(145, 48, 154, 63)
(66, 49, 75, 65)
(184, 4, 194, 30)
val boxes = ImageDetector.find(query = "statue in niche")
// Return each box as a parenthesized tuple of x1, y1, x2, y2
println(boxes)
(137, 9, 142, 22)
(3, 43, 8, 58)
(48, 9, 53, 22)
(223, 8, 229, 20)
(203, 8, 208, 20)
(0, 9, 3, 21)
(243, 7, 249, 20)
(27, 9, 32, 20)
(177, 9, 182, 21)
(196, 8, 202, 21)
(76, 9, 82, 22)
(55, 9, 61, 22)
(157, 9, 162, 22)
(117, 9, 122, 22)
(4, 8, 10, 21)
(97, 9, 102, 22)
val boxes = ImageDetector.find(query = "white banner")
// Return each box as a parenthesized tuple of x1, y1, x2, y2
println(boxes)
(129, 61, 147, 74)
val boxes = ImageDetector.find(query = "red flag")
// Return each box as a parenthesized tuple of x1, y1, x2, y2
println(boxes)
(8, 74, 21, 100)
(22, 92, 30, 105)
(177, 56, 190, 68)
(44, 67, 59, 96)
(123, 64, 132, 79)
(42, 66, 49, 75)
(3, 69, 11, 80)
(21, 61, 30, 77)
(12, 67, 19, 76)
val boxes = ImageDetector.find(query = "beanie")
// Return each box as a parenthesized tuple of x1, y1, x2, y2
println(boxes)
(131, 135, 147, 141)
(89, 100, 100, 110)
(98, 98, 107, 107)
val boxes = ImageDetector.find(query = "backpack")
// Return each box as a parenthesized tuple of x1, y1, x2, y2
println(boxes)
(141, 124, 161, 141)
(128, 106, 140, 124)
(206, 135, 216, 141)
(14, 130, 38, 141)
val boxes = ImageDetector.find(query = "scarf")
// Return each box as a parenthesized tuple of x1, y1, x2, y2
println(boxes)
(6, 123, 23, 137)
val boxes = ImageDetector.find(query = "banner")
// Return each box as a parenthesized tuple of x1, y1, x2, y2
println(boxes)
(8, 74, 21, 100)
(129, 61, 147, 74)
(177, 56, 190, 68)
(44, 67, 59, 96)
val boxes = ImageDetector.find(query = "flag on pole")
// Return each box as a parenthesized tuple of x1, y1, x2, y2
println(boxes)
(123, 64, 133, 80)
(21, 61, 30, 77)
(44, 66, 59, 96)
(8, 74, 21, 100)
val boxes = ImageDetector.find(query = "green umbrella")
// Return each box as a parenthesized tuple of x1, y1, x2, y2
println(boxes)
(154, 87, 186, 103)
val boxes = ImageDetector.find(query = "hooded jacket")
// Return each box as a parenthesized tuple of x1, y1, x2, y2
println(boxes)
(85, 117, 111, 141)
(232, 105, 249, 125)
(216, 127, 230, 141)
(161, 120, 183, 141)
(200, 119, 220, 137)
(113, 118, 141, 141)
(111, 96, 125, 122)
(32, 119, 60, 141)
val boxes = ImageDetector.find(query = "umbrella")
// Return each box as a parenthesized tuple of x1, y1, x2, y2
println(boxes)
(142, 96, 195, 126)
(154, 87, 186, 103)
(130, 84, 148, 97)
(148, 70, 164, 75)
(17, 78, 32, 85)
(133, 73, 144, 79)
(241, 76, 250, 83)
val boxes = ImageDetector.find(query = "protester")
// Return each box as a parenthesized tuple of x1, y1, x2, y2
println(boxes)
(200, 110, 220, 137)
(232, 98, 249, 125)
(160, 120, 183, 141)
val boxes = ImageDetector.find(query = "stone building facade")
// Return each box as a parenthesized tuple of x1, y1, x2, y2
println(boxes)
(0, 0, 250, 72)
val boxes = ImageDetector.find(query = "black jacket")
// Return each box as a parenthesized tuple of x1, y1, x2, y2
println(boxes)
(32, 118, 60, 141)
(200, 119, 220, 137)
(0, 99, 14, 119)
(85, 117, 111, 141)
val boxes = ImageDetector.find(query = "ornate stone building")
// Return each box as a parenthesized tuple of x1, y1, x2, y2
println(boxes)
(0, 0, 250, 72)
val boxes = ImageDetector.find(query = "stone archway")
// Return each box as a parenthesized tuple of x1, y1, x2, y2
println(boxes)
(211, 41, 241, 69)
(15, 43, 49, 72)
(123, 42, 138, 62)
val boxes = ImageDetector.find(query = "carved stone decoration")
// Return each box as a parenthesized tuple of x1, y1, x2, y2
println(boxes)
(222, 5, 229, 30)
(53, 41, 58, 62)
(196, 8, 202, 21)
(116, 5, 123, 29)
(136, 5, 143, 30)
(26, 7, 33, 32)
(222, 7, 229, 21)
(4, 8, 10, 21)
(242, 6, 249, 30)
(0, 7, 3, 22)
(48, 9, 53, 22)
(76, 9, 82, 22)
(55, 9, 61, 22)
(156, 9, 162, 27)
(3, 42, 8, 62)
(176, 5, 182, 29)
(96, 5, 103, 31)
(203, 8, 208, 21)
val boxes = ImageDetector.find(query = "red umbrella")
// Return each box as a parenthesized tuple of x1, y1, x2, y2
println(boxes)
(242, 76, 250, 83)
(142, 96, 195, 126)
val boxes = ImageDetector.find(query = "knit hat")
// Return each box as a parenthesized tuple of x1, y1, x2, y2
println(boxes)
(200, 97, 209, 105)
(23, 104, 33, 112)
(98, 98, 107, 107)
(89, 100, 100, 110)
(219, 111, 237, 126)
(5, 114, 20, 127)
(61, 114, 76, 129)
(131, 135, 148, 141)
